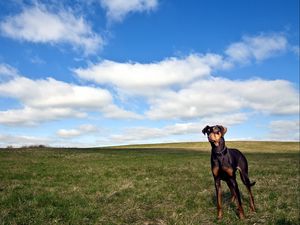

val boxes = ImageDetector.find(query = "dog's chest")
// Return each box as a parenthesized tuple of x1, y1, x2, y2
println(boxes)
(212, 152, 232, 168)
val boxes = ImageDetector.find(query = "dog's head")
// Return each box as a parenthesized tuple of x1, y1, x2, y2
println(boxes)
(202, 125, 227, 146)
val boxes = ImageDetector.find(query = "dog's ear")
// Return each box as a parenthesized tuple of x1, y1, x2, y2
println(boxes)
(202, 125, 210, 135)
(218, 125, 227, 136)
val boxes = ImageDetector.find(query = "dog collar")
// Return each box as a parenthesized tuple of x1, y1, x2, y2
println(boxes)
(216, 147, 228, 156)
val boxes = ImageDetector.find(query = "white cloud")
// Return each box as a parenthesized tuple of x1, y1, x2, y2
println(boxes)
(290, 45, 300, 56)
(74, 53, 228, 95)
(0, 133, 51, 148)
(0, 73, 141, 126)
(0, 76, 112, 109)
(146, 78, 299, 120)
(225, 34, 288, 63)
(101, 104, 143, 119)
(57, 124, 98, 138)
(0, 107, 85, 126)
(0, 63, 19, 81)
(268, 120, 300, 141)
(100, 0, 158, 22)
(74, 49, 299, 121)
(197, 113, 249, 127)
(0, 4, 103, 55)
(109, 114, 248, 144)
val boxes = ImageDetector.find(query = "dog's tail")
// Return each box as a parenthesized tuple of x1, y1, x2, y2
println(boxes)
(249, 181, 256, 187)
(238, 168, 256, 187)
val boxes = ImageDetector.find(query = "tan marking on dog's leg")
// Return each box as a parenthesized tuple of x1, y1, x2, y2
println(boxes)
(212, 166, 219, 177)
(222, 166, 234, 177)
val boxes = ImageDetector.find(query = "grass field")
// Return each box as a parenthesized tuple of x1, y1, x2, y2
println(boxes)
(0, 142, 299, 225)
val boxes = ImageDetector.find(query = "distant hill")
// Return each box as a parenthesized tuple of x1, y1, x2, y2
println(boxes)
(104, 141, 299, 153)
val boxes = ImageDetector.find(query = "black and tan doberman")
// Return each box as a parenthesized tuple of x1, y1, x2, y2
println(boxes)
(202, 125, 256, 219)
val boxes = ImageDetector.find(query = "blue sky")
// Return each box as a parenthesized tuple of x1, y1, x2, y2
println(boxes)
(0, 0, 299, 147)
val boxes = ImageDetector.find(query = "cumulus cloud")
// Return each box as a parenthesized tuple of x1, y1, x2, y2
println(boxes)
(225, 33, 288, 63)
(0, 4, 103, 55)
(0, 107, 85, 126)
(57, 124, 98, 138)
(100, 0, 158, 22)
(109, 113, 248, 144)
(101, 104, 143, 119)
(268, 120, 300, 141)
(0, 133, 50, 148)
(0, 73, 141, 126)
(74, 44, 299, 121)
(146, 78, 299, 120)
(74, 53, 229, 95)
(0, 76, 112, 108)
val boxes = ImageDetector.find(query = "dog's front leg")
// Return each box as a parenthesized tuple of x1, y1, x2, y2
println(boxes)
(214, 177, 223, 219)
(229, 177, 245, 219)
(226, 180, 236, 203)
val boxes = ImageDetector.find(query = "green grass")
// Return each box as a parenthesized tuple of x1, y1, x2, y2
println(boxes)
(0, 142, 299, 224)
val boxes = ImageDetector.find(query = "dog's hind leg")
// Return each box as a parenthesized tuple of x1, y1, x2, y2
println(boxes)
(247, 185, 255, 212)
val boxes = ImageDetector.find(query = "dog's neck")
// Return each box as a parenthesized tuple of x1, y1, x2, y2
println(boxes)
(211, 137, 227, 154)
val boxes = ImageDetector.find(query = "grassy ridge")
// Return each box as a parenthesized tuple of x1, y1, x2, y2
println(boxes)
(0, 142, 299, 224)
(107, 141, 299, 153)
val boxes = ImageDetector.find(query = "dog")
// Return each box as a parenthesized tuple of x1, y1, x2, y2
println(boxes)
(202, 125, 255, 219)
